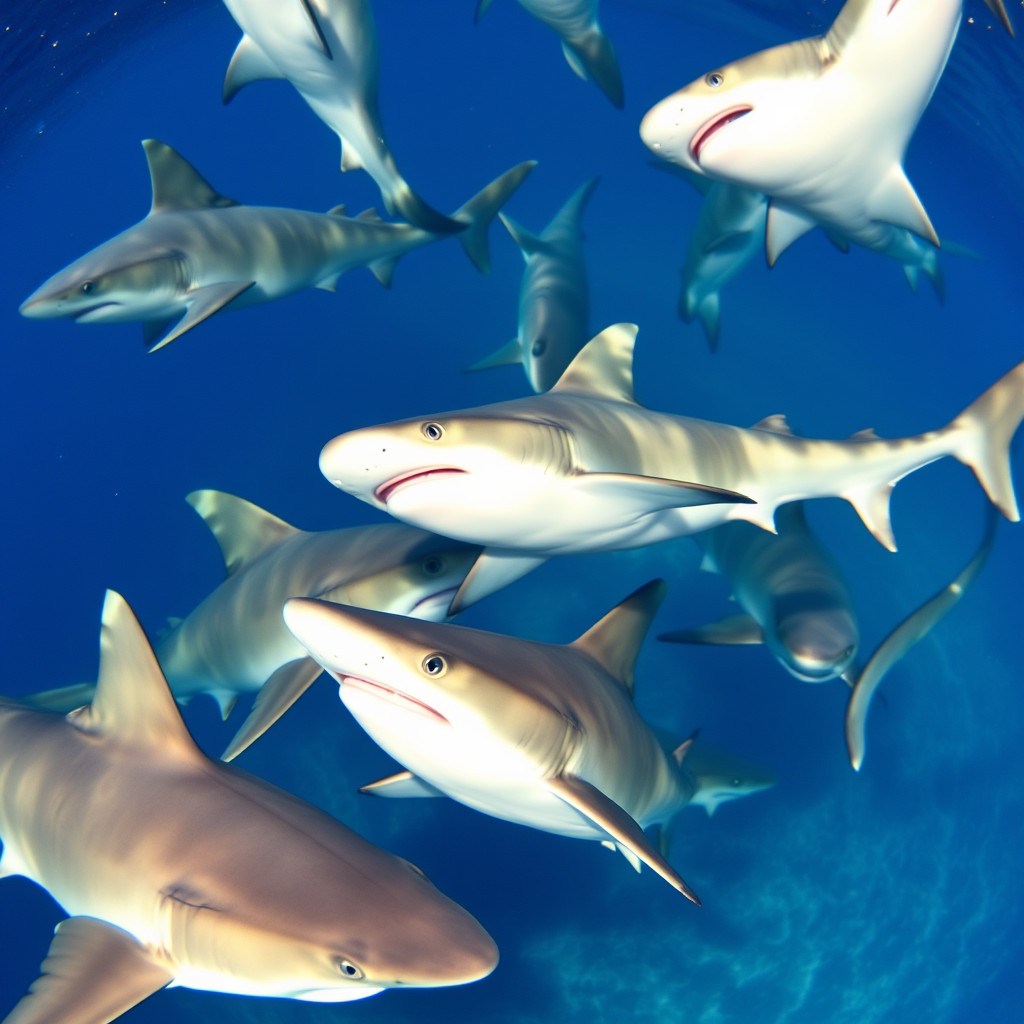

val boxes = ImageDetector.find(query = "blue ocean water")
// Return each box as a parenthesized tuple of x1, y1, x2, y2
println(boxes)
(1, 1, 1022, 1022)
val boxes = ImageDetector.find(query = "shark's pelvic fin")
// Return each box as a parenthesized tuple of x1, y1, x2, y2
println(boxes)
(3, 917, 173, 1024)
(143, 140, 239, 215)
(186, 490, 299, 578)
(222, 34, 285, 104)
(546, 774, 700, 904)
(659, 613, 765, 647)
(551, 323, 639, 402)
(68, 591, 198, 760)
(221, 657, 323, 762)
(360, 771, 447, 798)
(571, 579, 667, 697)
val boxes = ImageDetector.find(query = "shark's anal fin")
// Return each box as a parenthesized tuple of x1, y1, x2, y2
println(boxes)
(659, 613, 765, 647)
(148, 281, 256, 352)
(185, 490, 298, 578)
(3, 917, 172, 1024)
(222, 34, 285, 104)
(221, 658, 324, 762)
(360, 771, 446, 798)
(448, 550, 547, 615)
(546, 774, 701, 905)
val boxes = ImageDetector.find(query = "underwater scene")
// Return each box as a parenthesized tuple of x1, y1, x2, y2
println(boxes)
(1, 1, 1023, 1022)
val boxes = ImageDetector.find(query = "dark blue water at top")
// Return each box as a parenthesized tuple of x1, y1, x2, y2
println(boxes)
(0, 2, 1022, 1022)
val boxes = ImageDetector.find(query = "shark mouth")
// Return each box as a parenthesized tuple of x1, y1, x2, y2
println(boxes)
(375, 468, 467, 505)
(74, 302, 120, 321)
(410, 586, 459, 617)
(690, 105, 753, 163)
(338, 675, 449, 724)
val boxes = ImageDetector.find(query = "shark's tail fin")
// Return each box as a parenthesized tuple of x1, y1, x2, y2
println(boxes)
(679, 290, 721, 352)
(385, 179, 466, 237)
(903, 249, 945, 303)
(451, 162, 537, 273)
(947, 358, 1024, 521)
(562, 28, 624, 109)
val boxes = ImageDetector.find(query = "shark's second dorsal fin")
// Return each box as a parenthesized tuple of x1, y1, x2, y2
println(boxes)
(143, 139, 239, 215)
(570, 579, 667, 696)
(550, 323, 638, 403)
(750, 413, 794, 436)
(70, 591, 199, 759)
(186, 490, 299, 578)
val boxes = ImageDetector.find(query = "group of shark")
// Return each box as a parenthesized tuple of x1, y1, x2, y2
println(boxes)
(5, 0, 1022, 1021)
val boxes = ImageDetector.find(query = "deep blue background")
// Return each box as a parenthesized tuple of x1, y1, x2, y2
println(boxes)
(1, 2, 1022, 1022)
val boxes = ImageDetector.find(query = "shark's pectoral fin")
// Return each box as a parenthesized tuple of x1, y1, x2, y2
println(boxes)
(600, 840, 642, 873)
(5, 917, 172, 1024)
(298, 0, 333, 58)
(148, 281, 255, 351)
(448, 550, 548, 615)
(360, 771, 446, 798)
(142, 318, 176, 349)
(575, 471, 753, 514)
(464, 337, 524, 374)
(546, 774, 700, 904)
(221, 657, 323, 762)
(222, 34, 284, 104)
(868, 166, 939, 248)
(659, 613, 765, 647)
(764, 202, 818, 266)
(498, 214, 554, 260)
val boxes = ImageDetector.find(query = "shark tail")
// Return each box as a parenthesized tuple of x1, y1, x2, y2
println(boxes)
(947, 357, 1024, 521)
(451, 161, 538, 274)
(385, 179, 466, 236)
(563, 28, 624, 109)
(903, 249, 945, 303)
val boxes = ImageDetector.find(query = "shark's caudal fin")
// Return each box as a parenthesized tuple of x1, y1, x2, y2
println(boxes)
(845, 506, 997, 771)
(384, 179, 466, 237)
(561, 28, 624, 109)
(947, 358, 1024, 521)
(450, 162, 537, 273)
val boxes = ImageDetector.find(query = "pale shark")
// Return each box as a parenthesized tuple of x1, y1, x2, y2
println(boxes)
(639, 0, 1013, 266)
(660, 501, 859, 684)
(283, 580, 727, 901)
(19, 140, 534, 350)
(845, 505, 997, 771)
(0, 591, 497, 1024)
(467, 178, 597, 392)
(220, 0, 461, 233)
(318, 322, 1024, 612)
(23, 490, 481, 762)
(475, 0, 623, 108)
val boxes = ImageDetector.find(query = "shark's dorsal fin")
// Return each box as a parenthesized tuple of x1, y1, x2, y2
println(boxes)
(143, 139, 239, 215)
(550, 323, 638, 402)
(4, 916, 173, 1024)
(850, 427, 880, 441)
(750, 413, 793, 435)
(571, 579, 667, 696)
(69, 591, 198, 758)
(823, 0, 874, 56)
(356, 208, 384, 222)
(186, 490, 299, 578)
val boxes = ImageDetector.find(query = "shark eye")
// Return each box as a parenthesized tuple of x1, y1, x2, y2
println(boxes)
(531, 337, 547, 357)
(730, 778, 742, 787)
(80, 281, 95, 294)
(421, 653, 448, 677)
(422, 557, 444, 575)
(337, 960, 363, 979)
(422, 422, 444, 441)
(705, 72, 724, 87)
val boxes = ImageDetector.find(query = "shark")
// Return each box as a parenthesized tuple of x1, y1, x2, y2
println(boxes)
(19, 140, 534, 351)
(219, 0, 461, 233)
(475, 0, 623, 108)
(317, 321, 1024, 613)
(23, 490, 481, 762)
(680, 741, 777, 818)
(638, 0, 1013, 266)
(659, 501, 859, 684)
(0, 591, 497, 1024)
(467, 178, 597, 392)
(845, 505, 997, 771)
(282, 580, 741, 901)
